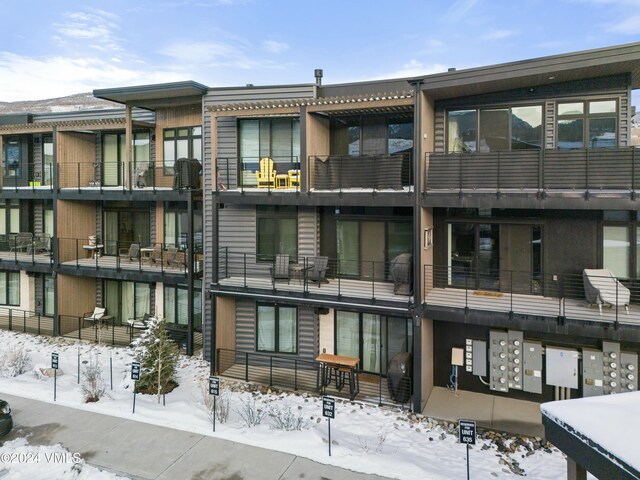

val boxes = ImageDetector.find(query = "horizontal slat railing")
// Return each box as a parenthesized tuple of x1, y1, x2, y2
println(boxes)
(425, 147, 639, 192)
(216, 248, 412, 306)
(424, 265, 639, 326)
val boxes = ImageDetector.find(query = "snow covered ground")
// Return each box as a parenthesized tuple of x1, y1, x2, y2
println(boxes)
(0, 329, 568, 479)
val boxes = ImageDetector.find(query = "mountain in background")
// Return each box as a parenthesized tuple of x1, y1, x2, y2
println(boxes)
(0, 93, 120, 115)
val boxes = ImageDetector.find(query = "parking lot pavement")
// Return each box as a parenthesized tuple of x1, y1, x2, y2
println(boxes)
(1, 393, 392, 480)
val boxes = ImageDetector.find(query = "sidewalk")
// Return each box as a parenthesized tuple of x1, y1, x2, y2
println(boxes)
(1, 393, 392, 480)
(423, 387, 544, 437)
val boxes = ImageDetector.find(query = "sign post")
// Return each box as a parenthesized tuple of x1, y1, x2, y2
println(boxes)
(322, 396, 335, 457)
(51, 353, 59, 402)
(209, 376, 220, 432)
(458, 419, 476, 480)
(131, 361, 140, 414)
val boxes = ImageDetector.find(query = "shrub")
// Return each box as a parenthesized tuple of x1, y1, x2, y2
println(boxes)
(236, 396, 266, 428)
(0, 346, 32, 377)
(268, 404, 310, 431)
(81, 357, 106, 403)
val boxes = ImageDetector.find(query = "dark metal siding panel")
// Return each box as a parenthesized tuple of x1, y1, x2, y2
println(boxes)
(207, 86, 315, 104)
(620, 94, 629, 147)
(96, 203, 103, 242)
(545, 101, 555, 149)
(203, 106, 214, 360)
(218, 205, 255, 253)
(96, 278, 103, 308)
(236, 298, 256, 352)
(34, 275, 43, 315)
(32, 134, 43, 182)
(33, 201, 43, 235)
(298, 207, 317, 258)
(149, 203, 156, 244)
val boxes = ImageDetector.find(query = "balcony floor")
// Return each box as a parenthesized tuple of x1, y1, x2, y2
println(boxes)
(425, 288, 640, 326)
(217, 275, 412, 307)
(0, 251, 53, 265)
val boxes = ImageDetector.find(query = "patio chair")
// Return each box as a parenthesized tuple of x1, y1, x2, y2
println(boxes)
(29, 233, 51, 255)
(83, 307, 106, 329)
(306, 256, 329, 287)
(119, 243, 140, 262)
(583, 268, 630, 315)
(271, 254, 290, 286)
(127, 313, 150, 342)
(9, 232, 32, 253)
(168, 250, 187, 272)
(142, 244, 163, 266)
(164, 247, 178, 267)
(255, 157, 276, 188)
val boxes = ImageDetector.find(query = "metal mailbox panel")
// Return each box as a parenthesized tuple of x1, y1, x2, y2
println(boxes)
(508, 330, 524, 390)
(582, 348, 604, 397)
(545, 347, 578, 389)
(489, 331, 509, 392)
(620, 352, 638, 393)
(472, 340, 487, 377)
(522, 341, 542, 394)
(602, 341, 621, 395)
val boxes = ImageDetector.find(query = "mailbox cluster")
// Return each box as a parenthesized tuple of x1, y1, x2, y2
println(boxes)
(468, 331, 637, 398)
(583, 341, 637, 397)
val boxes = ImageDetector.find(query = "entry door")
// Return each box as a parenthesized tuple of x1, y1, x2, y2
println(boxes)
(361, 222, 385, 281)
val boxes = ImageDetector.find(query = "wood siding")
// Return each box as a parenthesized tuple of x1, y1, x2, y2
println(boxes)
(57, 275, 96, 318)
(57, 200, 96, 263)
(57, 132, 96, 188)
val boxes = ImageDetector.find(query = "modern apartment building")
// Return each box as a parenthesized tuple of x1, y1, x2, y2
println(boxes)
(1, 42, 639, 414)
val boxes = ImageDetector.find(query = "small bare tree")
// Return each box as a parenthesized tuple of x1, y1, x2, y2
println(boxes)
(81, 356, 106, 403)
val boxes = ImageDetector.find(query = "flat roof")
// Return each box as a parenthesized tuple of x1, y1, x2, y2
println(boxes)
(416, 42, 640, 99)
(93, 81, 208, 109)
(541, 392, 640, 480)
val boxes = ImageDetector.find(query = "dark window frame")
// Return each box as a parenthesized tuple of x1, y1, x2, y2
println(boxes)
(163, 282, 202, 331)
(163, 126, 202, 174)
(255, 303, 298, 354)
(556, 99, 618, 149)
(43, 274, 55, 316)
(256, 206, 298, 262)
(602, 211, 639, 279)
(0, 271, 20, 306)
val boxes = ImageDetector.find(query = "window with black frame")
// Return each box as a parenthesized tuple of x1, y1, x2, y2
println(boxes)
(2, 137, 21, 177)
(557, 100, 617, 149)
(44, 275, 54, 316)
(163, 126, 202, 173)
(256, 206, 297, 261)
(447, 106, 542, 153)
(164, 201, 203, 251)
(0, 271, 20, 306)
(164, 282, 202, 330)
(256, 304, 297, 354)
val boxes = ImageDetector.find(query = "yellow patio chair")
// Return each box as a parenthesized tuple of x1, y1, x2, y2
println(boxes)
(288, 169, 300, 188)
(256, 157, 276, 188)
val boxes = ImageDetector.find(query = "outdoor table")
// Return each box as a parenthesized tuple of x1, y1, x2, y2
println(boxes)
(315, 353, 360, 400)
(82, 244, 104, 259)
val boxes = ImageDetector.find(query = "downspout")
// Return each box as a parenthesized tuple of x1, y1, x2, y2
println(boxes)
(410, 78, 424, 413)
(52, 126, 59, 337)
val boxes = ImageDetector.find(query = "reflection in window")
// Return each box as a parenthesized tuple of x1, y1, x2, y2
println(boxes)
(388, 117, 414, 155)
(447, 110, 477, 152)
(589, 117, 616, 148)
(558, 119, 584, 149)
(479, 109, 509, 152)
(511, 106, 542, 150)
(256, 206, 297, 261)
(603, 226, 629, 278)
(557, 100, 617, 149)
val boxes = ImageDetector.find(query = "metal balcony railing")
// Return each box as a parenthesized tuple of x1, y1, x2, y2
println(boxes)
(1, 163, 54, 190)
(56, 238, 203, 275)
(424, 264, 639, 327)
(425, 147, 640, 193)
(0, 306, 53, 336)
(216, 248, 412, 307)
(216, 156, 300, 192)
(311, 153, 412, 191)
(0, 233, 54, 265)
(57, 160, 202, 191)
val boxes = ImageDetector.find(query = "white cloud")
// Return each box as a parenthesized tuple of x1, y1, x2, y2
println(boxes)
(160, 40, 284, 70)
(606, 14, 640, 34)
(54, 10, 122, 52)
(443, 0, 479, 20)
(0, 52, 186, 101)
(262, 40, 289, 54)
(377, 60, 451, 80)
(481, 29, 515, 41)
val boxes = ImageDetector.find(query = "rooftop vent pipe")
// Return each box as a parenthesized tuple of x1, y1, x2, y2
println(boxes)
(314, 69, 323, 86)
(448, 67, 456, 72)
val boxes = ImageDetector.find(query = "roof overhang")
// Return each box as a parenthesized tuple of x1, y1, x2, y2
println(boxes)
(93, 81, 208, 110)
(417, 42, 640, 100)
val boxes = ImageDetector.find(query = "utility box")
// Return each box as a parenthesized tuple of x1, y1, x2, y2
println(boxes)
(522, 341, 543, 394)
(508, 330, 524, 390)
(472, 340, 487, 377)
(489, 330, 509, 392)
(620, 352, 638, 393)
(451, 347, 465, 367)
(582, 348, 604, 397)
(602, 341, 621, 395)
(545, 347, 578, 389)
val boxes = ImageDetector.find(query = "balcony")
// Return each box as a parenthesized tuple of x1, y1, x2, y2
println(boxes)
(0, 233, 53, 266)
(214, 249, 413, 311)
(57, 239, 202, 277)
(423, 265, 640, 329)
(0, 306, 54, 336)
(57, 160, 202, 192)
(425, 147, 640, 198)
(215, 154, 413, 194)
(1, 164, 54, 191)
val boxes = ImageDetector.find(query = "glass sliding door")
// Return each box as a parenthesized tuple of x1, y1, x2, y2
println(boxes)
(603, 226, 630, 278)
(337, 221, 360, 277)
(362, 314, 381, 373)
(448, 223, 475, 287)
(477, 224, 500, 290)
(103, 133, 124, 186)
(335, 311, 359, 360)
(103, 209, 150, 255)
(104, 280, 151, 325)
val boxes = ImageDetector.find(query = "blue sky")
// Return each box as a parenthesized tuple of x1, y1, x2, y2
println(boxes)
(0, 0, 639, 103)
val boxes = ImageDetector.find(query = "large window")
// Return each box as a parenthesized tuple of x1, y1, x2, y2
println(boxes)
(164, 202, 203, 251)
(163, 126, 202, 171)
(43, 135, 54, 185)
(330, 115, 414, 156)
(601, 211, 640, 278)
(102, 132, 150, 186)
(164, 282, 202, 330)
(557, 100, 617, 149)
(2, 137, 21, 177)
(447, 106, 542, 152)
(0, 200, 20, 237)
(335, 311, 412, 373)
(0, 271, 20, 306)
(103, 206, 150, 255)
(44, 275, 54, 316)
(257, 206, 297, 261)
(256, 304, 297, 353)
(104, 280, 150, 325)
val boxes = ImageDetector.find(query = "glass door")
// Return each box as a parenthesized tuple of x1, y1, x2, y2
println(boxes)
(103, 133, 124, 186)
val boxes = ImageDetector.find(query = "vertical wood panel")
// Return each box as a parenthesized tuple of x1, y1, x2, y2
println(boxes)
(57, 132, 96, 188)
(57, 200, 96, 262)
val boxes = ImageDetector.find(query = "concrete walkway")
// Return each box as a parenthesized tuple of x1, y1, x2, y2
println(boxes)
(1, 393, 392, 480)
(423, 387, 544, 437)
